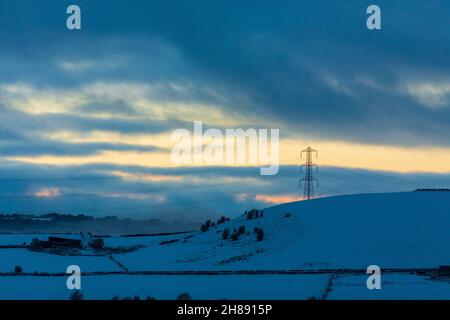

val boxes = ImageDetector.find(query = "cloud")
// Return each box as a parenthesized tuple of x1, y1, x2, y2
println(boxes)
(110, 171, 182, 183)
(56, 58, 121, 73)
(2, 3, 450, 148)
(401, 81, 450, 109)
(0, 80, 248, 126)
(74, 99, 138, 116)
(57, 60, 95, 72)
(255, 194, 303, 204)
(31, 188, 61, 198)
(321, 73, 356, 98)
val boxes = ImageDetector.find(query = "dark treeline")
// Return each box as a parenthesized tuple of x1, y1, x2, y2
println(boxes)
(0, 213, 198, 235)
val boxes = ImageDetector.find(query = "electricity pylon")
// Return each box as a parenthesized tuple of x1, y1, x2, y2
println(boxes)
(300, 146, 318, 200)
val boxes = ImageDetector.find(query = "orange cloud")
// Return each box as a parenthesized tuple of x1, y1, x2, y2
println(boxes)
(32, 188, 61, 198)
(255, 193, 333, 204)
(255, 194, 303, 204)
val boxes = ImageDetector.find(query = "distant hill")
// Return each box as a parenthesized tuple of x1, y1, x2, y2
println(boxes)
(0, 213, 198, 235)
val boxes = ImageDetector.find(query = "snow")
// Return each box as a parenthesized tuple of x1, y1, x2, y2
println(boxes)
(0, 274, 328, 300)
(0, 249, 120, 273)
(116, 192, 450, 271)
(255, 192, 450, 269)
(329, 274, 450, 300)
(103, 233, 185, 248)
(1, 192, 450, 299)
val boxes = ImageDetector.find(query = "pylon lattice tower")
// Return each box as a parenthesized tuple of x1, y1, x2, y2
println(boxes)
(300, 146, 318, 200)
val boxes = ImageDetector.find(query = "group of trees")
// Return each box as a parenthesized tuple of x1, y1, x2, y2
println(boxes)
(201, 211, 265, 242)
(200, 216, 230, 232)
(222, 225, 264, 242)
(200, 220, 213, 232)
(230, 225, 246, 241)
(245, 209, 264, 220)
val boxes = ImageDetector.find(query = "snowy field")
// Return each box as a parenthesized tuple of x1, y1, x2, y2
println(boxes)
(0, 249, 120, 273)
(329, 274, 450, 300)
(0, 274, 329, 300)
(0, 273, 449, 300)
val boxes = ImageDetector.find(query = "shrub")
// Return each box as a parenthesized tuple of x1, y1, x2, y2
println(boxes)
(14, 265, 23, 274)
(177, 292, 192, 300)
(69, 290, 84, 300)
(255, 228, 265, 242)
(247, 209, 263, 220)
(31, 238, 41, 248)
(200, 220, 212, 232)
(217, 216, 228, 225)
(230, 225, 247, 241)
(222, 228, 230, 240)
(237, 225, 246, 235)
(91, 238, 105, 249)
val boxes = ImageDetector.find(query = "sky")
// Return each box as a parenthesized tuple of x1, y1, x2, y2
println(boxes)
(0, 0, 450, 222)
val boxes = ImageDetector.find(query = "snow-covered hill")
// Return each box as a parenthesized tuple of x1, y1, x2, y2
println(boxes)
(117, 191, 450, 270)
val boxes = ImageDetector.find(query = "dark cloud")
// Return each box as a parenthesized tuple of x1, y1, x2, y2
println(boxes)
(0, 139, 164, 156)
(0, 104, 190, 135)
(1, 0, 449, 146)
